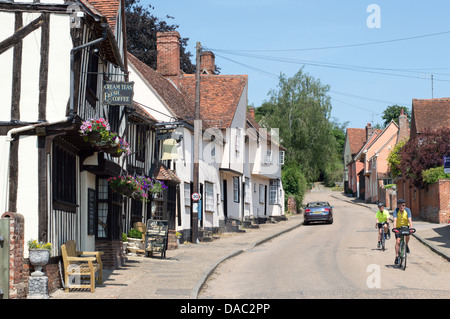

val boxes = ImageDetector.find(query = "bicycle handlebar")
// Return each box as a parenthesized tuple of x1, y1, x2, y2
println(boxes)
(392, 228, 416, 234)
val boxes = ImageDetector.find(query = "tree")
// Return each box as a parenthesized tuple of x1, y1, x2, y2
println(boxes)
(125, 0, 195, 73)
(381, 105, 411, 127)
(399, 127, 450, 188)
(258, 68, 341, 183)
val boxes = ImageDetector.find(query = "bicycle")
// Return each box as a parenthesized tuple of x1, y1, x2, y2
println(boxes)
(377, 222, 389, 251)
(392, 226, 416, 270)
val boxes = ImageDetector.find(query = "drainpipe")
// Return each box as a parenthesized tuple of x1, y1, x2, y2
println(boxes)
(70, 23, 108, 117)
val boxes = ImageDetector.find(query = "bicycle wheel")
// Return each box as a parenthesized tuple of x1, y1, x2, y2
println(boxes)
(400, 241, 407, 270)
(381, 230, 386, 251)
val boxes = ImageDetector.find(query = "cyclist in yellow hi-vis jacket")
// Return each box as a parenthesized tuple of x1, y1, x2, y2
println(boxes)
(375, 202, 390, 248)
(393, 199, 413, 265)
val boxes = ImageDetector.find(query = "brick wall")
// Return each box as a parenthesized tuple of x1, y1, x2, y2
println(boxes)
(396, 178, 450, 223)
(96, 239, 125, 268)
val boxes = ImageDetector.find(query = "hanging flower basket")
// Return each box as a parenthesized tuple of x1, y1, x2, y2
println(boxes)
(79, 118, 117, 147)
(108, 175, 168, 201)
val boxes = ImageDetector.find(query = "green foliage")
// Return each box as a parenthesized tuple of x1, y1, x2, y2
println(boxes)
(387, 140, 407, 179)
(399, 127, 450, 188)
(125, 0, 196, 74)
(281, 165, 307, 206)
(122, 233, 128, 242)
(381, 105, 411, 127)
(258, 68, 342, 184)
(127, 228, 143, 239)
(422, 166, 450, 185)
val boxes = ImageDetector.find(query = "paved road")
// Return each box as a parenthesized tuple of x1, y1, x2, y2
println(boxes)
(199, 188, 450, 298)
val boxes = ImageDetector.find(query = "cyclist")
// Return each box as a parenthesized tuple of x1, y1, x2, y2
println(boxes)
(375, 202, 390, 248)
(393, 199, 413, 265)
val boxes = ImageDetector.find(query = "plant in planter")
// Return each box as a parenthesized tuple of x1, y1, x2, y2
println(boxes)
(28, 239, 52, 277)
(79, 117, 120, 152)
(108, 175, 168, 201)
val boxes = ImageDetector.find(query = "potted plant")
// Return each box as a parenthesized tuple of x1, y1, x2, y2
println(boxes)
(108, 175, 168, 201)
(127, 228, 144, 253)
(28, 239, 52, 277)
(79, 118, 117, 147)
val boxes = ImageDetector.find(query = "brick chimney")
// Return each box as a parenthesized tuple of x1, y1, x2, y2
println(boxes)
(248, 107, 255, 119)
(397, 108, 409, 142)
(201, 51, 215, 74)
(156, 31, 181, 86)
(365, 123, 373, 141)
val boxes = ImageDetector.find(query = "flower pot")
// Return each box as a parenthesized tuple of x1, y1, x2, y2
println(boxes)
(86, 131, 102, 143)
(101, 143, 121, 157)
(29, 249, 50, 277)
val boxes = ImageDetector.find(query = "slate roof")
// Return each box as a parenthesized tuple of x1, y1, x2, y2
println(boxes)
(411, 98, 450, 136)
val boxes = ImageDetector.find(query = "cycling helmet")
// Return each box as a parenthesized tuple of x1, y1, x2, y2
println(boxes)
(377, 202, 384, 207)
(397, 199, 406, 204)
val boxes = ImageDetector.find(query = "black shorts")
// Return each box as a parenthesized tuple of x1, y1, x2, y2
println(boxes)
(377, 222, 388, 229)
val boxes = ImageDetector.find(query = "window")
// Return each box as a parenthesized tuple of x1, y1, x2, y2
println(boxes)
(245, 178, 250, 203)
(233, 177, 240, 203)
(269, 180, 279, 205)
(259, 184, 265, 203)
(52, 143, 77, 212)
(265, 150, 272, 164)
(135, 125, 147, 161)
(205, 182, 214, 212)
(97, 178, 109, 238)
(279, 151, 285, 165)
(184, 182, 191, 206)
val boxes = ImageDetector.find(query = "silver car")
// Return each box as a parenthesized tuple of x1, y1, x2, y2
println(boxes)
(304, 201, 333, 225)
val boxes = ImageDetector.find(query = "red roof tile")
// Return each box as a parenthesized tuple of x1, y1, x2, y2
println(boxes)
(346, 128, 366, 155)
(180, 74, 248, 129)
(128, 53, 195, 123)
(411, 98, 450, 136)
(84, 0, 120, 31)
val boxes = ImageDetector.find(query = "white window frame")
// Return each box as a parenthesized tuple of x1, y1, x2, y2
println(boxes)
(184, 182, 191, 206)
(233, 177, 240, 203)
(205, 182, 214, 212)
(245, 177, 250, 203)
(269, 179, 279, 205)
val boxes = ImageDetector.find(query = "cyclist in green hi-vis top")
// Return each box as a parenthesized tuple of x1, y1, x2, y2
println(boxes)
(393, 199, 413, 265)
(375, 202, 390, 249)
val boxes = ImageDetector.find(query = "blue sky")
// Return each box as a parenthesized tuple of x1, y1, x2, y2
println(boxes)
(142, 1, 450, 129)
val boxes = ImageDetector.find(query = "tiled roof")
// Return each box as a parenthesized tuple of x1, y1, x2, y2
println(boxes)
(128, 53, 195, 124)
(412, 98, 450, 135)
(180, 74, 248, 129)
(151, 162, 180, 183)
(346, 128, 366, 155)
(84, 0, 120, 31)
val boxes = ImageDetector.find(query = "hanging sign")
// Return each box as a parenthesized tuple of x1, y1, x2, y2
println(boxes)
(102, 81, 134, 105)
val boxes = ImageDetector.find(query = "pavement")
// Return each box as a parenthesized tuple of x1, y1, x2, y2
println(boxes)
(49, 190, 450, 300)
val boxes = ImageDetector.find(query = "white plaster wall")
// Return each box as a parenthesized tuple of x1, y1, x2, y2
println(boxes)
(128, 64, 175, 122)
(16, 136, 39, 256)
(0, 12, 15, 120)
(46, 14, 71, 121)
(20, 13, 41, 122)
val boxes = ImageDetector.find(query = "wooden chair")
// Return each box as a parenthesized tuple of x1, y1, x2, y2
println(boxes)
(61, 240, 103, 293)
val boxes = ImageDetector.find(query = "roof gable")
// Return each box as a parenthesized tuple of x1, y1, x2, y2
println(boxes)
(180, 74, 248, 129)
(346, 128, 366, 155)
(128, 53, 194, 122)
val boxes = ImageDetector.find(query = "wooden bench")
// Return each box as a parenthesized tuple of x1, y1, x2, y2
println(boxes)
(61, 240, 103, 293)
